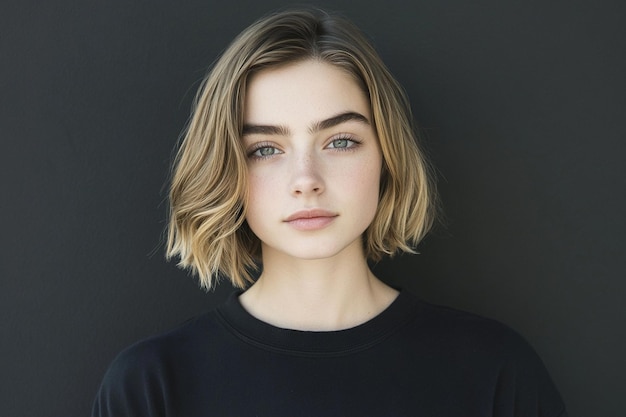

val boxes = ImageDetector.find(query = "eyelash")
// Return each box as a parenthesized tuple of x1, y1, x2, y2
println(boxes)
(326, 134, 361, 151)
(246, 135, 362, 160)
(247, 142, 282, 160)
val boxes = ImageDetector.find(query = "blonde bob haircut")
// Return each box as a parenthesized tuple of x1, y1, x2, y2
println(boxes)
(167, 8, 437, 290)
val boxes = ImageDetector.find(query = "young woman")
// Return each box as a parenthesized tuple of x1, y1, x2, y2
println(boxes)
(92, 9, 567, 417)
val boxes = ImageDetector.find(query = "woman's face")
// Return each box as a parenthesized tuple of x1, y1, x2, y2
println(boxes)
(242, 59, 382, 263)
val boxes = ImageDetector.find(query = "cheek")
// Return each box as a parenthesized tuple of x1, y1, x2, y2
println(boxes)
(365, 157, 384, 216)
(352, 155, 382, 196)
(361, 172, 382, 211)
(246, 174, 264, 209)
(245, 171, 279, 220)
(341, 159, 382, 221)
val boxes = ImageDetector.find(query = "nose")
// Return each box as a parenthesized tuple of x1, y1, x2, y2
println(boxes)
(289, 151, 325, 196)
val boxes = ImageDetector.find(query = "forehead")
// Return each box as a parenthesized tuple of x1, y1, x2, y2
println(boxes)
(243, 60, 371, 126)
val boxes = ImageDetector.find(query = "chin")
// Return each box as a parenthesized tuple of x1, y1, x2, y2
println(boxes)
(266, 239, 362, 262)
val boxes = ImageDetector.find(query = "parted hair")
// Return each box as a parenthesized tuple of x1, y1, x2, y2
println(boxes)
(166, 8, 437, 289)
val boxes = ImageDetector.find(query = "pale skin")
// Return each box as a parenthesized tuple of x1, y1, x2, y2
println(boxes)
(239, 59, 398, 331)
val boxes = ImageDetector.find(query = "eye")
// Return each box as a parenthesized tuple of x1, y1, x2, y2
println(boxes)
(248, 144, 283, 159)
(326, 136, 360, 150)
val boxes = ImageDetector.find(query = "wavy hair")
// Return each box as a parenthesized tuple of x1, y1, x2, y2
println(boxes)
(166, 8, 437, 289)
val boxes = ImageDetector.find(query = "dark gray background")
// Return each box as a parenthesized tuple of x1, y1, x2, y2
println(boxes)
(1, 0, 624, 416)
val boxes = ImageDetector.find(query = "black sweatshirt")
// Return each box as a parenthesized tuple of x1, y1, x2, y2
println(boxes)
(92, 290, 567, 417)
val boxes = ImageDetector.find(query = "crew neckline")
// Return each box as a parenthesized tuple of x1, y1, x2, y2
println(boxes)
(215, 290, 420, 356)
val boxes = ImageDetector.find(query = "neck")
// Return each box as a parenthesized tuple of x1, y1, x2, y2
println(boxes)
(238, 243, 398, 331)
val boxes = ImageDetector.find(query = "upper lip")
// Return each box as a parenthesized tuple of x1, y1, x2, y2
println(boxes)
(284, 209, 338, 222)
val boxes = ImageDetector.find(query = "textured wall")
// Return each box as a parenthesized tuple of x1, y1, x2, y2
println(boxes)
(1, 1, 624, 416)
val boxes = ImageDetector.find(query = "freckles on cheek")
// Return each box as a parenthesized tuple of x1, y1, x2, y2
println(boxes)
(248, 169, 267, 187)
(247, 172, 280, 204)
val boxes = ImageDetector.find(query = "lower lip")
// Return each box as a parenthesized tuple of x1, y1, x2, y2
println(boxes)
(286, 216, 336, 231)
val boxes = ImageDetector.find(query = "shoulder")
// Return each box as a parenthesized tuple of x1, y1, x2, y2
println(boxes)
(398, 292, 567, 416)
(111, 311, 216, 367)
(404, 292, 541, 359)
(92, 310, 222, 417)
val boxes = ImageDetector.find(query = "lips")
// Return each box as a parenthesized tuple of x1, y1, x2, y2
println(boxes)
(284, 209, 338, 231)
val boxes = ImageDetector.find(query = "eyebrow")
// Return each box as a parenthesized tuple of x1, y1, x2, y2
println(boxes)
(242, 111, 370, 136)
